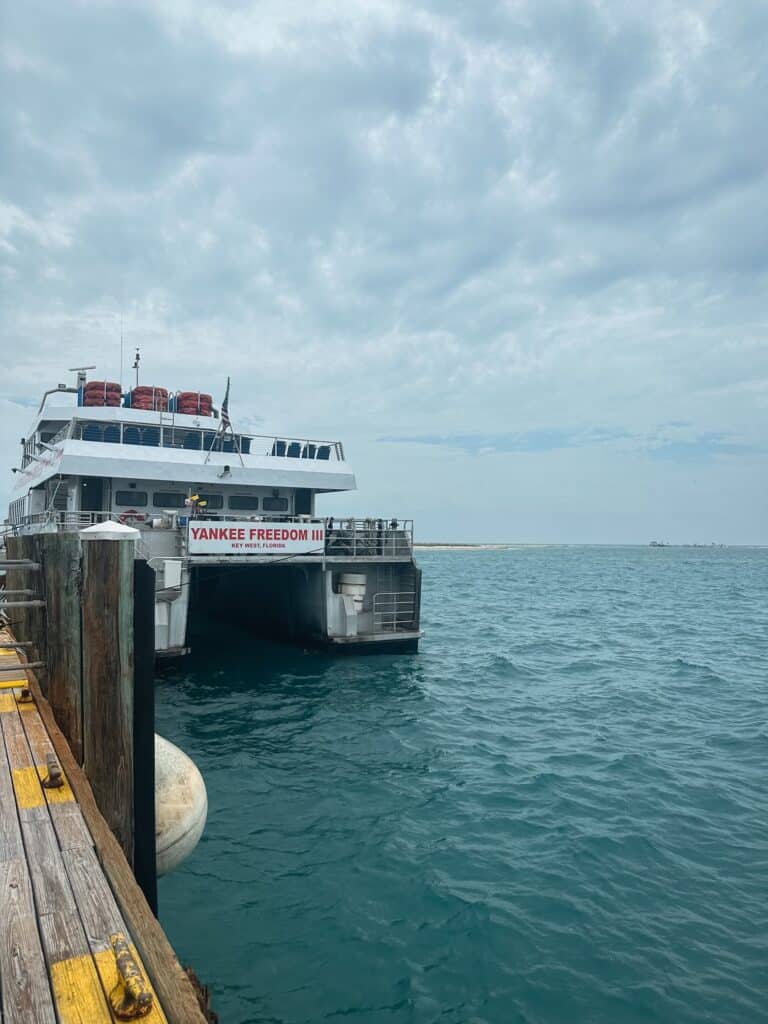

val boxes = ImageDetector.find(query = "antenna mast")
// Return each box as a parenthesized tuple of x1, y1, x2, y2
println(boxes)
(132, 347, 140, 389)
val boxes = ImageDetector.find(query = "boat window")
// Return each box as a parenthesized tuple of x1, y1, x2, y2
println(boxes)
(162, 428, 202, 450)
(115, 491, 148, 507)
(181, 430, 202, 450)
(153, 492, 187, 508)
(9, 497, 26, 524)
(228, 495, 260, 510)
(197, 493, 224, 509)
(263, 496, 289, 512)
(81, 423, 103, 442)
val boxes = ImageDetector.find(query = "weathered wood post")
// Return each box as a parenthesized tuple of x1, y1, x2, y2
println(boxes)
(79, 521, 158, 910)
(40, 531, 83, 760)
(81, 523, 138, 866)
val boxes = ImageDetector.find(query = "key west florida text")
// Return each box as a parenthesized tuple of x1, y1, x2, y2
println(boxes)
(6, 360, 423, 656)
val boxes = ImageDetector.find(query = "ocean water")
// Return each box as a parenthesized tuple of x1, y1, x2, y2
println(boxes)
(156, 547, 768, 1024)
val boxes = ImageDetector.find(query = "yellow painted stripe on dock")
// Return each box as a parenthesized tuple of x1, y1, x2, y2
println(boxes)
(12, 765, 46, 808)
(49, 954, 113, 1023)
(0, 677, 28, 689)
(93, 946, 169, 1024)
(36, 763, 75, 804)
(0, 693, 17, 712)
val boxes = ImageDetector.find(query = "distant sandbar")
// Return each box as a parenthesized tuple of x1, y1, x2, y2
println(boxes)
(414, 543, 513, 551)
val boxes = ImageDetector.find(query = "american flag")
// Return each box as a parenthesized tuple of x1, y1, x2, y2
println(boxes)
(221, 376, 231, 430)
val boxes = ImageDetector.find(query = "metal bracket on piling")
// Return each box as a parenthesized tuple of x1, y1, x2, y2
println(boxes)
(109, 933, 154, 1019)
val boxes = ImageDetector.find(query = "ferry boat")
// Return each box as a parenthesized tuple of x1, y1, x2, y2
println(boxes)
(6, 365, 422, 656)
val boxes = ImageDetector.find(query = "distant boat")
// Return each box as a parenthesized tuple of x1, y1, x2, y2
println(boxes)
(649, 540, 670, 547)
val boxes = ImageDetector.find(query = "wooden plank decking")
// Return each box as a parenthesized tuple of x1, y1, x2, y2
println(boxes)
(0, 639, 168, 1023)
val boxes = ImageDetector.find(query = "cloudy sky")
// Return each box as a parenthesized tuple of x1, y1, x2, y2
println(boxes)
(1, 0, 766, 542)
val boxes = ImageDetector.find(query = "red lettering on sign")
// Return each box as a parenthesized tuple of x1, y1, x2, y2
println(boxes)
(190, 521, 325, 550)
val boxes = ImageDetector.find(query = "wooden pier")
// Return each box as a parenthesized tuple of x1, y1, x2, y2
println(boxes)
(1, 531, 210, 1023)
(0, 634, 208, 1023)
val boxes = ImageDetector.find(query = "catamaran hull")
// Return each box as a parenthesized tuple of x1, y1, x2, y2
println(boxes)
(186, 560, 422, 655)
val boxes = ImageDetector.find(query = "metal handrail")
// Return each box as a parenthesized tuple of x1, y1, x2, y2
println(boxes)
(67, 418, 345, 462)
(10, 511, 415, 558)
(325, 521, 413, 557)
(373, 591, 417, 632)
(23, 511, 113, 528)
(47, 424, 71, 446)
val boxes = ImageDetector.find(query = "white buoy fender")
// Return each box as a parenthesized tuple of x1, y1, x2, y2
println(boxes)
(155, 734, 208, 877)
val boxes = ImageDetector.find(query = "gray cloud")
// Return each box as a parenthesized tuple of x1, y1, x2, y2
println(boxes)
(1, 0, 766, 541)
(380, 425, 761, 460)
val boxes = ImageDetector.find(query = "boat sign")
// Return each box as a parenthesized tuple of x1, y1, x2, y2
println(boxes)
(187, 521, 325, 555)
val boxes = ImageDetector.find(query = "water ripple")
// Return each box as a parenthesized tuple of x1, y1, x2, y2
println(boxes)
(157, 546, 768, 1024)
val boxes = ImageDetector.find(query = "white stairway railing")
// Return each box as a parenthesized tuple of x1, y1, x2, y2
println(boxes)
(372, 591, 417, 632)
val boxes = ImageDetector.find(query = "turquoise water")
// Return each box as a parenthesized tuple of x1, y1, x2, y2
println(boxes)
(156, 547, 768, 1024)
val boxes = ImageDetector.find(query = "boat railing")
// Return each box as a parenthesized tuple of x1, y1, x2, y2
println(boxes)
(372, 591, 418, 632)
(67, 418, 345, 461)
(325, 519, 413, 558)
(12, 512, 414, 558)
(181, 514, 413, 558)
(47, 424, 71, 446)
(18, 511, 114, 530)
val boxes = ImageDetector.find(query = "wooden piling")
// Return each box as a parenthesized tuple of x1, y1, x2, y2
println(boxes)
(40, 532, 83, 762)
(81, 536, 136, 864)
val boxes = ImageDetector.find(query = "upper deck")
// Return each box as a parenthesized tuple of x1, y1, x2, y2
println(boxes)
(12, 400, 356, 499)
